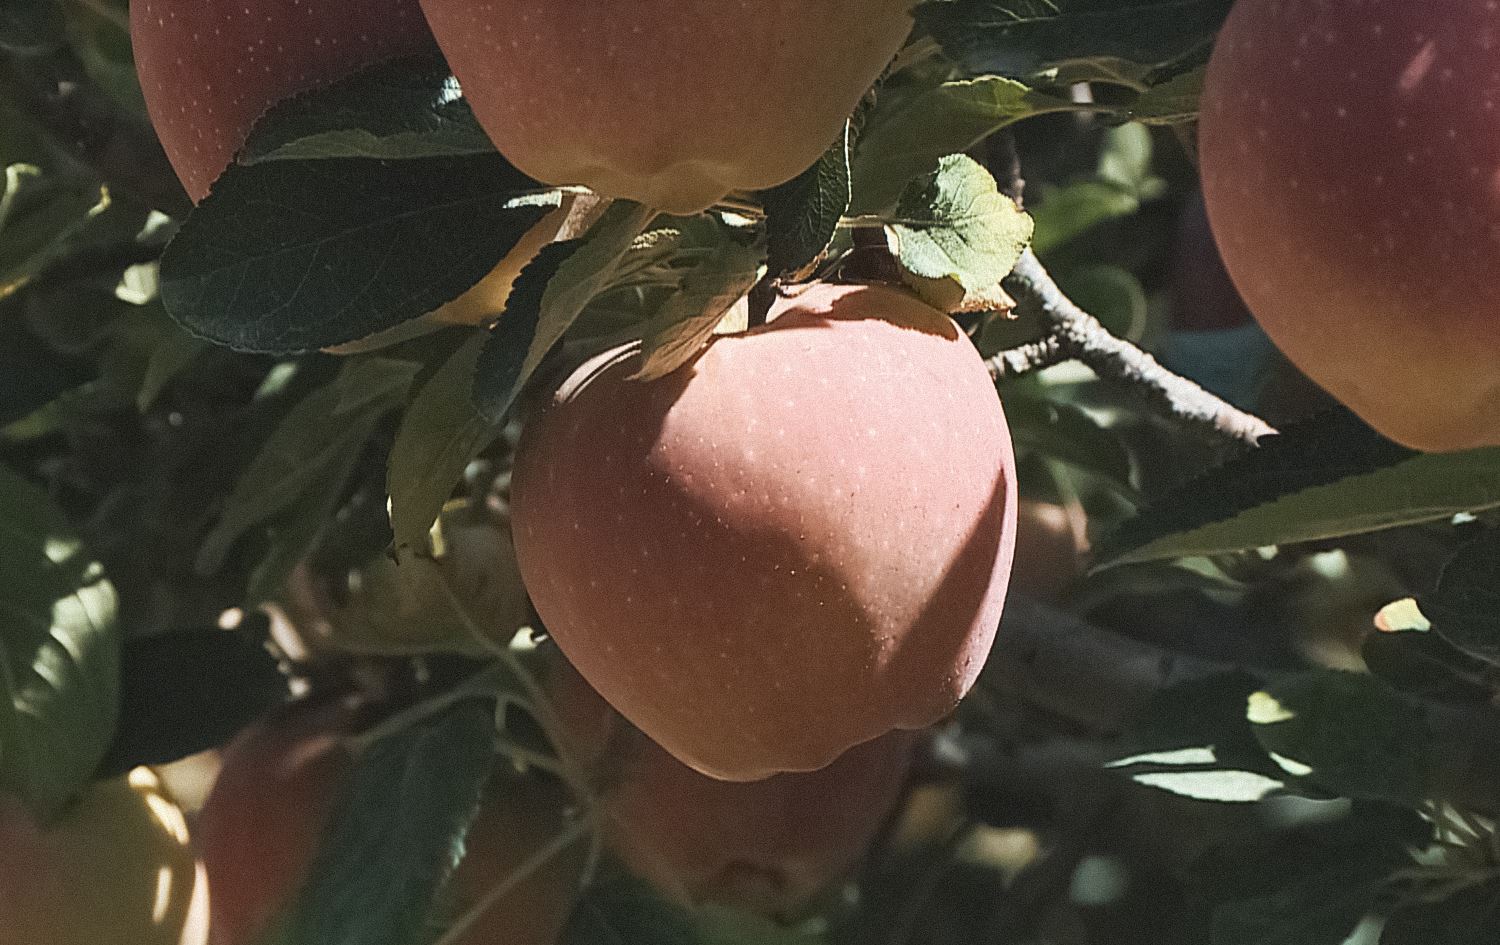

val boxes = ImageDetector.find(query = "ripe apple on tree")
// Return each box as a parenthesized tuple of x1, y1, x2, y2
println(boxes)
(0, 769, 205, 945)
(128, 0, 583, 333)
(196, 698, 588, 945)
(548, 658, 919, 920)
(510, 282, 1017, 782)
(417, 0, 918, 214)
(1198, 0, 1500, 452)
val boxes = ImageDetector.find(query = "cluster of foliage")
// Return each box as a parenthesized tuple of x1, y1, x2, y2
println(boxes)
(2, 0, 1500, 944)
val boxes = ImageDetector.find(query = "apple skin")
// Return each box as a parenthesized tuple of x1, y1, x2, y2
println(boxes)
(129, 0, 437, 204)
(1198, 0, 1500, 452)
(0, 771, 204, 945)
(1009, 499, 1089, 603)
(196, 699, 584, 945)
(510, 283, 1016, 781)
(416, 0, 915, 214)
(549, 659, 918, 919)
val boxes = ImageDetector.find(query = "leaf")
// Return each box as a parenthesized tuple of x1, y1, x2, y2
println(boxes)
(1096, 409, 1500, 566)
(561, 875, 699, 945)
(631, 228, 764, 381)
(1382, 881, 1500, 945)
(1192, 804, 1428, 945)
(851, 76, 1075, 214)
(1420, 531, 1500, 668)
(197, 357, 420, 576)
(1129, 66, 1206, 125)
(0, 0, 65, 54)
(914, 0, 1233, 78)
(1002, 385, 1134, 491)
(1109, 672, 1287, 803)
(0, 463, 119, 822)
(888, 155, 1034, 313)
(1029, 180, 1146, 257)
(0, 164, 111, 299)
(160, 154, 560, 353)
(1248, 670, 1431, 806)
(239, 55, 496, 165)
(474, 201, 656, 424)
(1361, 626, 1495, 705)
(97, 626, 288, 778)
(263, 700, 497, 945)
(389, 333, 498, 550)
(761, 123, 852, 281)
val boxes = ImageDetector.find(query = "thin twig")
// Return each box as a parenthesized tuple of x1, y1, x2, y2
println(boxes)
(1004, 250, 1277, 447)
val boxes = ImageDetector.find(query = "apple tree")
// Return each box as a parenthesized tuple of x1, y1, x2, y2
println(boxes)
(2, 0, 1500, 943)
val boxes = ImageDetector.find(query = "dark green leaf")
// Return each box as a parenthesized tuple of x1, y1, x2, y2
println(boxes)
(97, 624, 288, 777)
(474, 201, 656, 424)
(160, 155, 558, 353)
(561, 875, 699, 945)
(263, 700, 497, 945)
(915, 0, 1232, 78)
(0, 0, 65, 54)
(240, 55, 495, 165)
(0, 463, 119, 822)
(761, 123, 852, 281)
(1362, 627, 1495, 705)
(1096, 409, 1500, 566)
(1421, 531, 1500, 668)
(852, 76, 1075, 214)
(197, 358, 419, 578)
(1109, 672, 1286, 803)
(1249, 670, 1431, 805)
(389, 332, 498, 550)
(1382, 881, 1500, 945)
(1193, 804, 1427, 945)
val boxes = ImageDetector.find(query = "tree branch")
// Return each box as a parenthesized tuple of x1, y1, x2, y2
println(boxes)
(1001, 250, 1277, 448)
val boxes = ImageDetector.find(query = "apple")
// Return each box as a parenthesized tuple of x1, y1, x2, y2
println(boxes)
(0, 769, 205, 945)
(416, 0, 916, 214)
(510, 282, 1016, 781)
(129, 0, 438, 204)
(549, 658, 918, 919)
(197, 698, 585, 945)
(129, 0, 582, 336)
(1009, 499, 1089, 603)
(1198, 0, 1500, 451)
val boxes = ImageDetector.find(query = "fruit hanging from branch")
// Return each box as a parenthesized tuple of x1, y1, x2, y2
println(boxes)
(416, 0, 917, 213)
(511, 283, 1017, 781)
(1198, 0, 1500, 452)
(550, 658, 919, 919)
(0, 771, 205, 945)
(129, 0, 438, 203)
(196, 699, 586, 945)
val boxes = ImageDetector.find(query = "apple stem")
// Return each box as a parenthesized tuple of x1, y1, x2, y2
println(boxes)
(999, 250, 1277, 448)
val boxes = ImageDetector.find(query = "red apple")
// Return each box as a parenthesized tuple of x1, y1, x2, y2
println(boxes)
(1198, 0, 1500, 451)
(510, 282, 1017, 781)
(549, 659, 918, 919)
(416, 0, 916, 214)
(129, 0, 437, 203)
(197, 698, 584, 945)
(1009, 499, 1089, 603)
(0, 770, 204, 945)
